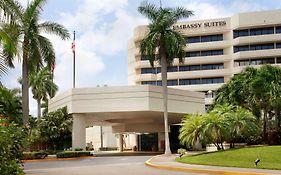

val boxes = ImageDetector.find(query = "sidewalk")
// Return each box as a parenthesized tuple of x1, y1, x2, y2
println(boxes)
(146, 154, 281, 175)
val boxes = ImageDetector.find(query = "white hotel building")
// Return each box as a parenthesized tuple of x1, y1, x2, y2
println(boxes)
(128, 9, 281, 109)
(50, 9, 281, 151)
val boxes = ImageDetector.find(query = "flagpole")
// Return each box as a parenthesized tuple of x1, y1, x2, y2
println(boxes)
(73, 31, 76, 88)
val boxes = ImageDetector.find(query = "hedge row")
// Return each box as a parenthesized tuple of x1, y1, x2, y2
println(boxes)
(22, 151, 48, 160)
(56, 151, 91, 158)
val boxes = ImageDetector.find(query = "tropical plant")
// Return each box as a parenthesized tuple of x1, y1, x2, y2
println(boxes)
(29, 67, 58, 118)
(179, 104, 260, 150)
(0, 0, 70, 125)
(214, 65, 281, 143)
(0, 118, 27, 175)
(138, 1, 193, 155)
(38, 107, 72, 150)
(211, 104, 261, 148)
(179, 114, 206, 149)
(0, 86, 22, 124)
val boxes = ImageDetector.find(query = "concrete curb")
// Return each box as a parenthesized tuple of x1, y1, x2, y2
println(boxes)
(145, 155, 270, 175)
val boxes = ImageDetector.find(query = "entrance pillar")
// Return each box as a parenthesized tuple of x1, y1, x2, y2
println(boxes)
(72, 114, 86, 150)
(118, 133, 123, 152)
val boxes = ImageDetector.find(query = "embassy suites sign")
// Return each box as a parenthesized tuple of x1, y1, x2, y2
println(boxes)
(172, 20, 227, 30)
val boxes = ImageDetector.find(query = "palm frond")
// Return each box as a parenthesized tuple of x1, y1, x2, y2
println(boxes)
(37, 35, 55, 69)
(138, 1, 159, 21)
(0, 23, 22, 68)
(171, 7, 193, 22)
(39, 22, 70, 40)
(0, 58, 8, 76)
(0, 0, 25, 23)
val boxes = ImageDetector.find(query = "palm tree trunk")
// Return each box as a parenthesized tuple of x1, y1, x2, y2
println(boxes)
(37, 99, 41, 119)
(22, 48, 29, 125)
(263, 110, 268, 143)
(160, 50, 171, 155)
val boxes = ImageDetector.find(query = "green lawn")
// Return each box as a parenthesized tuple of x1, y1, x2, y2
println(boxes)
(176, 146, 281, 170)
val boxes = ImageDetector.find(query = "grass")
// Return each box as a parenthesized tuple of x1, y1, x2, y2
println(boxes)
(176, 146, 281, 170)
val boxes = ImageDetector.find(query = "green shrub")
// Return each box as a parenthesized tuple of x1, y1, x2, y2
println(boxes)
(0, 119, 26, 175)
(56, 151, 91, 158)
(22, 151, 48, 160)
(45, 150, 63, 155)
(74, 148, 83, 151)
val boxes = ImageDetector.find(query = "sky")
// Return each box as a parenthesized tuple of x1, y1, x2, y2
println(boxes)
(2, 0, 281, 116)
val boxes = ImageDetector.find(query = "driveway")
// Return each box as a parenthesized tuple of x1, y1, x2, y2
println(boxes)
(24, 156, 210, 175)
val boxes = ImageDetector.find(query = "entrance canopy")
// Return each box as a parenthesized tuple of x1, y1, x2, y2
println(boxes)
(49, 85, 205, 149)
(49, 85, 205, 133)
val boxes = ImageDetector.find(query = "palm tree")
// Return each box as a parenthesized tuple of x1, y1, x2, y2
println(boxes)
(214, 65, 281, 143)
(213, 104, 260, 148)
(138, 1, 193, 155)
(179, 114, 206, 149)
(29, 67, 58, 118)
(0, 0, 70, 125)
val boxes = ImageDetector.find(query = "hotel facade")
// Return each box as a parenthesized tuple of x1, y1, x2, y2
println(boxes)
(128, 9, 281, 109)
(49, 9, 281, 151)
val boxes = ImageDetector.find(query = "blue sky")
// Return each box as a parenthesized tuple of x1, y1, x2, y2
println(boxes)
(2, 0, 281, 115)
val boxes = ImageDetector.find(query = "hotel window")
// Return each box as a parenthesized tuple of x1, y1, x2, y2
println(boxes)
(179, 78, 200, 85)
(276, 26, 281, 34)
(250, 27, 274, 36)
(179, 63, 224, 71)
(186, 34, 223, 43)
(186, 51, 201, 57)
(167, 80, 178, 86)
(141, 81, 157, 85)
(233, 29, 249, 38)
(189, 65, 201, 71)
(201, 77, 224, 84)
(276, 43, 281, 49)
(201, 34, 223, 42)
(250, 43, 274, 50)
(235, 58, 275, 66)
(234, 43, 274, 53)
(179, 77, 224, 85)
(201, 63, 224, 70)
(167, 66, 178, 72)
(234, 45, 249, 53)
(156, 81, 162, 86)
(186, 36, 200, 43)
(141, 68, 157, 74)
(201, 50, 223, 56)
(141, 81, 163, 86)
(277, 57, 281, 64)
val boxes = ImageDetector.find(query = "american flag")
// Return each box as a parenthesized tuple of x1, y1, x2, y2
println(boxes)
(71, 41, 75, 53)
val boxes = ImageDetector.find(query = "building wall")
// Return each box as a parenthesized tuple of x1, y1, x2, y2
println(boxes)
(128, 9, 281, 108)
(86, 126, 118, 150)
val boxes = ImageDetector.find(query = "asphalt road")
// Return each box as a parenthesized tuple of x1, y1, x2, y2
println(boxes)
(24, 156, 211, 175)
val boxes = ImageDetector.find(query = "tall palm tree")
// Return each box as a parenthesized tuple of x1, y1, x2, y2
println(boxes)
(138, 2, 193, 155)
(29, 67, 58, 118)
(0, 0, 70, 125)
